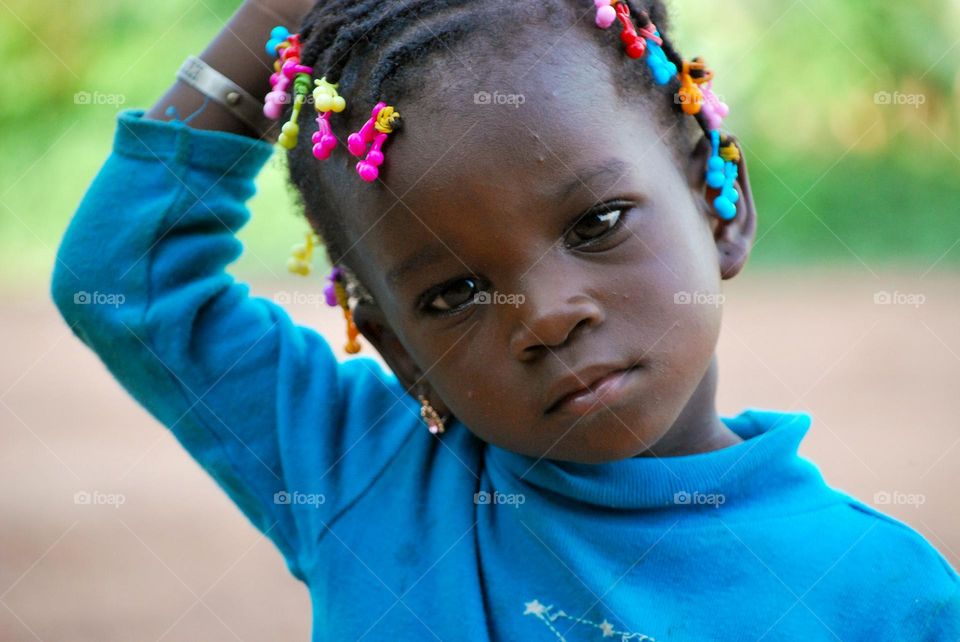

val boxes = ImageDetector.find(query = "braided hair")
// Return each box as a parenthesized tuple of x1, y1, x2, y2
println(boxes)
(284, 0, 707, 268)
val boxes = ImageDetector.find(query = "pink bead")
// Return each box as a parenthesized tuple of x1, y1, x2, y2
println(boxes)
(263, 100, 283, 120)
(356, 161, 379, 182)
(701, 84, 729, 129)
(594, 0, 611, 7)
(595, 5, 616, 28)
(281, 59, 313, 78)
(348, 103, 390, 179)
(347, 133, 367, 156)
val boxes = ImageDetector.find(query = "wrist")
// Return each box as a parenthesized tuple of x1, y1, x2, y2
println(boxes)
(146, 0, 314, 140)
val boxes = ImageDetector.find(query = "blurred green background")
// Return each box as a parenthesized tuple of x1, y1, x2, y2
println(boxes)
(1, 0, 958, 286)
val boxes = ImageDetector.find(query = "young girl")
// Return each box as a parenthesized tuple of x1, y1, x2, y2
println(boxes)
(52, 0, 959, 639)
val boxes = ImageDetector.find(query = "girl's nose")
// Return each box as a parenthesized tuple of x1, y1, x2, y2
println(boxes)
(509, 286, 604, 362)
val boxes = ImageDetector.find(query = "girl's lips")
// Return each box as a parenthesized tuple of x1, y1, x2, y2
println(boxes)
(546, 365, 642, 417)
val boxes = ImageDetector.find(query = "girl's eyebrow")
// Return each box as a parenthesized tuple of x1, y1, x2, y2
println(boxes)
(555, 158, 630, 202)
(387, 242, 453, 287)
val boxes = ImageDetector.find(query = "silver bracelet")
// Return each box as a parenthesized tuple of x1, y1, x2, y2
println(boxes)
(176, 55, 272, 134)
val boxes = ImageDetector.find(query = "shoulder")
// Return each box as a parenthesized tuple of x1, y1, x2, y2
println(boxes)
(825, 494, 960, 635)
(840, 496, 956, 579)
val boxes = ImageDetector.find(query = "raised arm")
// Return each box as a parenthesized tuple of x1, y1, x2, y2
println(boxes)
(50, 0, 422, 582)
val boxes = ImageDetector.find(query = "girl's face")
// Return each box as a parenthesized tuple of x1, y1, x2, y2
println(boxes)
(332, 35, 755, 463)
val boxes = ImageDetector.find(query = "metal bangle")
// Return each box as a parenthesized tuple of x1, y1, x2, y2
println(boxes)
(175, 55, 272, 135)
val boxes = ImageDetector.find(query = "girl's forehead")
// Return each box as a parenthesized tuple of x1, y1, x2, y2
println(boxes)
(368, 62, 668, 212)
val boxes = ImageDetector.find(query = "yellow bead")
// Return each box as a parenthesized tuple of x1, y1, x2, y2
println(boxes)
(290, 242, 307, 259)
(286, 257, 309, 275)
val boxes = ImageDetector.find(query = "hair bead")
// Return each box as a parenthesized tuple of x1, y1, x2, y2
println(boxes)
(348, 102, 401, 182)
(323, 267, 362, 353)
(287, 231, 322, 276)
(264, 30, 308, 120)
(265, 26, 291, 57)
(678, 58, 713, 115)
(594, 0, 617, 28)
(311, 77, 346, 160)
(645, 36, 677, 85)
(706, 130, 740, 220)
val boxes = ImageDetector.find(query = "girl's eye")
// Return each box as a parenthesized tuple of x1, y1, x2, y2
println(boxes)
(564, 206, 628, 248)
(423, 277, 482, 313)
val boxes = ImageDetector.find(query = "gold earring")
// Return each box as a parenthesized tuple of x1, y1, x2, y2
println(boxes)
(418, 394, 446, 435)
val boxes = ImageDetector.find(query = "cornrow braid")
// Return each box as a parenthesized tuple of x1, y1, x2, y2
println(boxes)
(284, 0, 705, 269)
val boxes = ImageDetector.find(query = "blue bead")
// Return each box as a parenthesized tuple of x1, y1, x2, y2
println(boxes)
(714, 196, 736, 220)
(271, 26, 290, 40)
(707, 170, 725, 189)
(653, 66, 672, 85)
(646, 43, 676, 85)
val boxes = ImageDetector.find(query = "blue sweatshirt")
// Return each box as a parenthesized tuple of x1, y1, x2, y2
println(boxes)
(51, 109, 960, 641)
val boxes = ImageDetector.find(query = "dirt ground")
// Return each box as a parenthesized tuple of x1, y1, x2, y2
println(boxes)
(2, 266, 958, 641)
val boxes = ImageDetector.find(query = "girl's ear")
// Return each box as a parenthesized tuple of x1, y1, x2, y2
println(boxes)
(352, 300, 451, 415)
(688, 133, 758, 280)
(352, 300, 419, 391)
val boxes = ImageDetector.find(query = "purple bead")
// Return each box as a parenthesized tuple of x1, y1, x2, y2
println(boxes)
(323, 282, 337, 307)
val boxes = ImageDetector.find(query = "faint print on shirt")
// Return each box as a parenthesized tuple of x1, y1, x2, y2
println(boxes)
(523, 598, 656, 641)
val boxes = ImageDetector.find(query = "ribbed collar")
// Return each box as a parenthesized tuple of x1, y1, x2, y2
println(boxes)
(485, 409, 823, 511)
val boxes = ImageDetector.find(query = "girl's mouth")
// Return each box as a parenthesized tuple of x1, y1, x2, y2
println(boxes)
(545, 364, 643, 417)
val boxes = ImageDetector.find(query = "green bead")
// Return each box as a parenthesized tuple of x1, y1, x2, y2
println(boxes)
(294, 74, 311, 94)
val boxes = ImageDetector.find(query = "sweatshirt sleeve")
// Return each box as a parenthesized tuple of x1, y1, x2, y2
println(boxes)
(50, 109, 422, 581)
